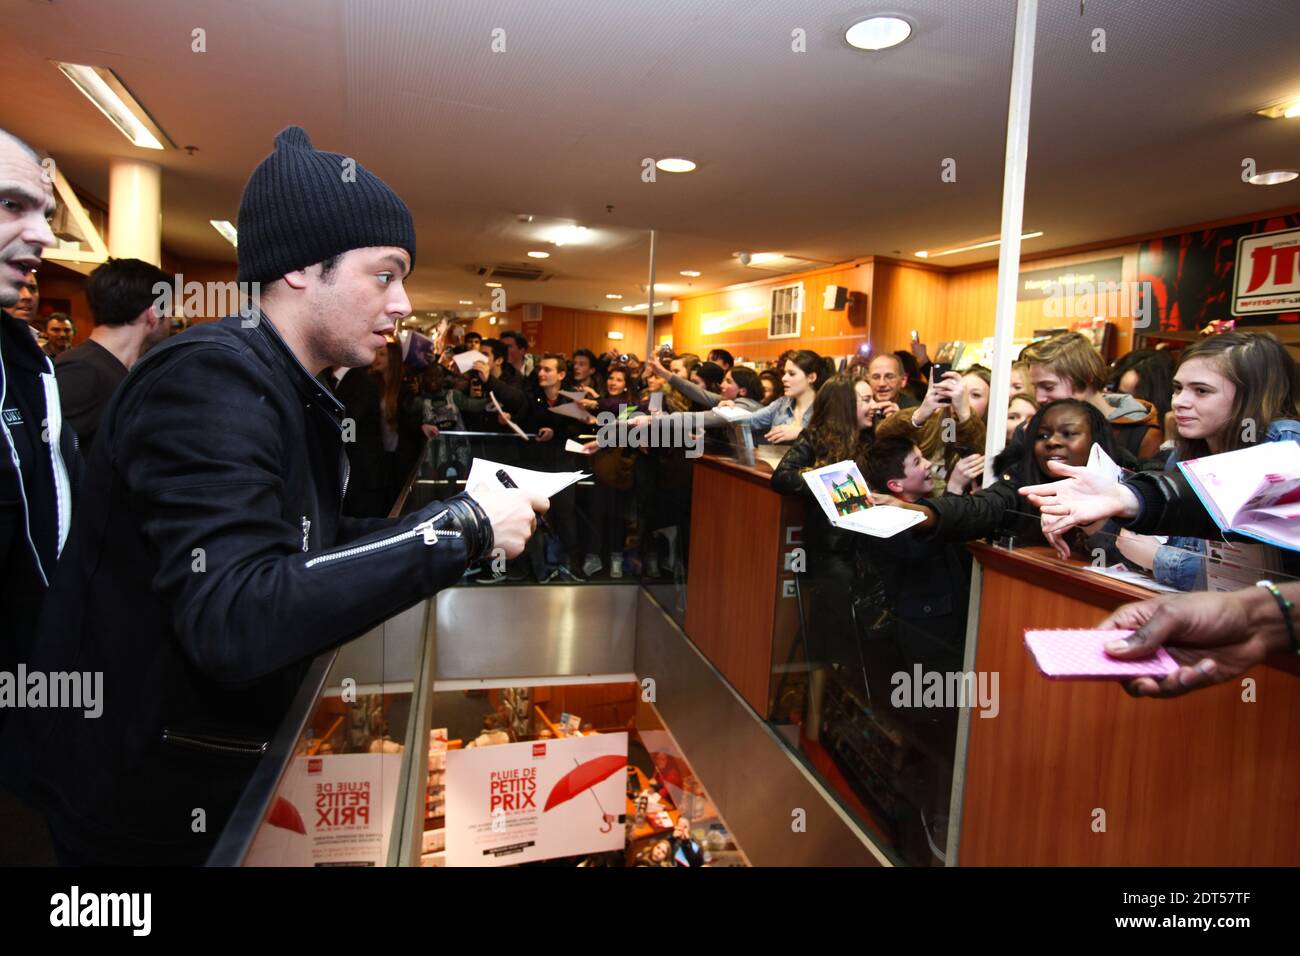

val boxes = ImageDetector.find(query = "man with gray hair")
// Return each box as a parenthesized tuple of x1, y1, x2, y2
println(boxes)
(0, 128, 78, 677)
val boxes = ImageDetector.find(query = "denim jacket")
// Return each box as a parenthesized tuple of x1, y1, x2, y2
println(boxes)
(747, 396, 814, 444)
(1151, 419, 1300, 591)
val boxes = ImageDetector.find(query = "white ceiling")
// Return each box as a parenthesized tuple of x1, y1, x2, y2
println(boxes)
(2, 0, 1298, 314)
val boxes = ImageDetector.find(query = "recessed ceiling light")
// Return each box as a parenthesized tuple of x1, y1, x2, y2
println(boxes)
(458, 300, 473, 305)
(737, 252, 785, 266)
(54, 61, 171, 149)
(210, 220, 237, 247)
(680, 270, 701, 277)
(845, 16, 913, 51)
(544, 224, 590, 246)
(526, 251, 550, 259)
(605, 293, 623, 299)
(485, 282, 502, 288)
(1248, 169, 1299, 186)
(656, 158, 697, 173)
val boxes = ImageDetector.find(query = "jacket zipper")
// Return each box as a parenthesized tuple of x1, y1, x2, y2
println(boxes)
(161, 729, 269, 756)
(0, 343, 51, 586)
(304, 510, 459, 569)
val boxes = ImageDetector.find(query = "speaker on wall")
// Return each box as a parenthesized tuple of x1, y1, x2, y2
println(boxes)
(823, 285, 849, 311)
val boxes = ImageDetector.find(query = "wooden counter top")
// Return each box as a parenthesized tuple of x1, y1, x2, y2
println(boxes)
(969, 541, 1300, 677)
(696, 452, 779, 486)
(962, 538, 1300, 865)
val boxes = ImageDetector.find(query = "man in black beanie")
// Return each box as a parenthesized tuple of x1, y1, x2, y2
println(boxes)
(4, 127, 547, 865)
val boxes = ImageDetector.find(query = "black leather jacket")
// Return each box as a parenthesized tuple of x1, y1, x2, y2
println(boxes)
(4, 312, 492, 863)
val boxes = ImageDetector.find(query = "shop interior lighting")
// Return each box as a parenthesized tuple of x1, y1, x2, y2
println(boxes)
(54, 62, 171, 150)
(915, 231, 1043, 259)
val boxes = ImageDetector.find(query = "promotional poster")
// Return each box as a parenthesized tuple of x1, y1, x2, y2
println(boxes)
(244, 752, 403, 867)
(445, 733, 629, 867)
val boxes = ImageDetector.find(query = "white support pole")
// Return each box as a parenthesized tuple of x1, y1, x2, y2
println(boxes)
(645, 229, 657, 360)
(949, 0, 1039, 869)
(981, 0, 1038, 485)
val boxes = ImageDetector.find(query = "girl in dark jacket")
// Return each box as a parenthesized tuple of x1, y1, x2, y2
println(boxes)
(770, 375, 875, 682)
(884, 399, 1126, 556)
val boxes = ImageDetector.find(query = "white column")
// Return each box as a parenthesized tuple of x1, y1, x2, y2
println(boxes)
(951, 0, 1040, 868)
(982, 0, 1039, 483)
(645, 229, 657, 359)
(108, 158, 162, 266)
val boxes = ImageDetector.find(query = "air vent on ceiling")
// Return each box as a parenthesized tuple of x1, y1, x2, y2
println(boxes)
(473, 263, 552, 282)
(743, 255, 821, 274)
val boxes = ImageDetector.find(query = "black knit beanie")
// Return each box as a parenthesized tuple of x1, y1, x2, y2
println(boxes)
(236, 126, 416, 284)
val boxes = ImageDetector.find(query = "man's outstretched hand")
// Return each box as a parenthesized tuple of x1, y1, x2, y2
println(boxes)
(1099, 588, 1289, 698)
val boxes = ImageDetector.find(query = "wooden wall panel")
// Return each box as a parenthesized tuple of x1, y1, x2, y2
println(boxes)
(684, 459, 787, 713)
(33, 262, 93, 346)
(960, 545, 1300, 866)
(941, 267, 998, 345)
(38, 255, 238, 345)
(545, 306, 649, 358)
(671, 262, 871, 363)
(868, 259, 950, 355)
(463, 305, 650, 357)
(533, 681, 640, 733)
(945, 245, 1143, 361)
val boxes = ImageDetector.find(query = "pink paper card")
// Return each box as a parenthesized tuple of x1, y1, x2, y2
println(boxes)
(1023, 629, 1179, 680)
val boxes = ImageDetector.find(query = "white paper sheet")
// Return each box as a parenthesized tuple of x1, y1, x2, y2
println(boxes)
(1082, 564, 1182, 593)
(546, 401, 593, 422)
(453, 350, 489, 375)
(564, 439, 595, 455)
(466, 458, 588, 499)
(712, 405, 753, 423)
(835, 505, 927, 538)
(1086, 442, 1123, 483)
(488, 392, 529, 440)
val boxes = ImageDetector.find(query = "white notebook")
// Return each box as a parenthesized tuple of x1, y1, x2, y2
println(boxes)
(1178, 440, 1300, 552)
(800, 460, 926, 538)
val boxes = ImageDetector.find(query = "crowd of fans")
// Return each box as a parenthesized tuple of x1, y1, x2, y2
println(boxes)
(334, 321, 1294, 862)
(325, 322, 1300, 613)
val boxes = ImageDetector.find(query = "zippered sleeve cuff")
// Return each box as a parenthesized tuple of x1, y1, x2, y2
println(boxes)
(445, 493, 494, 563)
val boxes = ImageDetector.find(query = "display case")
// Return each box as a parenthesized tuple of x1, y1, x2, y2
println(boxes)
(210, 435, 761, 867)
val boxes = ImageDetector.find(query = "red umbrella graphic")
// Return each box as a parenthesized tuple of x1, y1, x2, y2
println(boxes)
(266, 795, 307, 834)
(544, 754, 626, 832)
